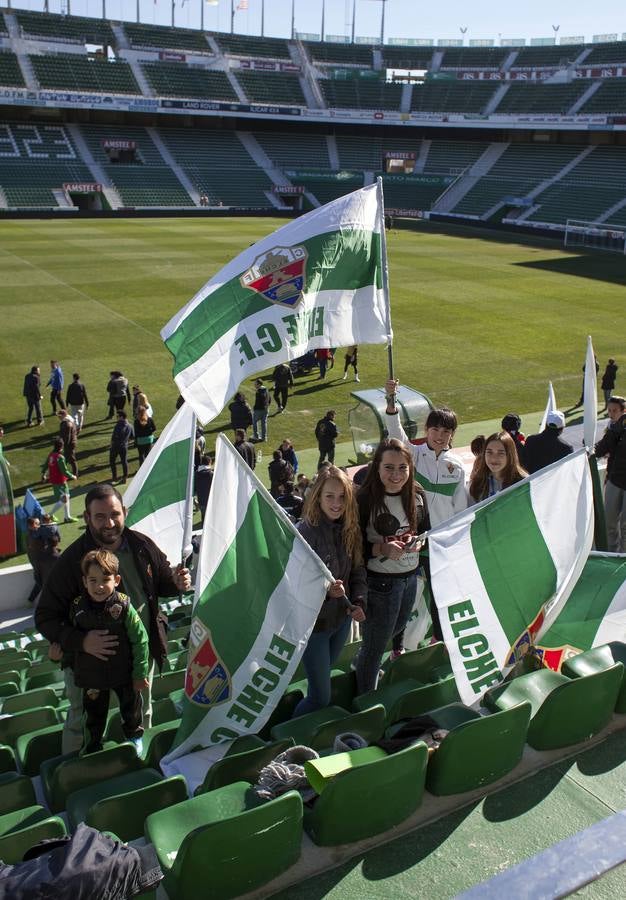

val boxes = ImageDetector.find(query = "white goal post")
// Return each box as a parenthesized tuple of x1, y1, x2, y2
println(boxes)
(564, 219, 626, 255)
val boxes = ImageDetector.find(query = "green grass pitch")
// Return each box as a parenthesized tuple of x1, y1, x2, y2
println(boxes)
(0, 216, 624, 505)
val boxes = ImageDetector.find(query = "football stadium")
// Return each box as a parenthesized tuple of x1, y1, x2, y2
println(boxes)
(1, 3, 626, 897)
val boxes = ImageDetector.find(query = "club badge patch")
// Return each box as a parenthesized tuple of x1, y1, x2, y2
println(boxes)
(240, 245, 307, 308)
(185, 618, 231, 708)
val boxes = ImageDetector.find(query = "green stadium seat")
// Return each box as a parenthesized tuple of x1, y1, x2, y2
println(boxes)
(66, 767, 164, 832)
(423, 702, 531, 795)
(258, 688, 303, 741)
(194, 738, 294, 795)
(0, 772, 37, 815)
(352, 677, 460, 723)
(216, 33, 290, 60)
(562, 642, 626, 713)
(0, 658, 30, 677)
(43, 743, 146, 813)
(2, 687, 59, 716)
(484, 665, 623, 750)
(152, 669, 186, 701)
(0, 706, 59, 749)
(105, 696, 178, 742)
(304, 742, 428, 846)
(143, 721, 180, 771)
(0, 744, 17, 775)
(309, 705, 387, 752)
(83, 775, 189, 842)
(24, 639, 50, 661)
(383, 642, 450, 686)
(16, 724, 64, 777)
(0, 677, 21, 696)
(0, 811, 67, 865)
(145, 782, 303, 899)
(270, 705, 349, 745)
(125, 22, 211, 53)
(24, 668, 65, 692)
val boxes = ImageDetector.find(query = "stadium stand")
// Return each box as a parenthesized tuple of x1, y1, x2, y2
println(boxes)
(335, 134, 421, 170)
(381, 45, 435, 70)
(439, 47, 509, 69)
(321, 77, 403, 110)
(287, 172, 364, 206)
(158, 128, 273, 207)
(124, 22, 211, 53)
(305, 41, 374, 66)
(423, 140, 491, 174)
(580, 80, 626, 114)
(252, 131, 331, 169)
(527, 146, 626, 225)
(30, 53, 140, 95)
(15, 10, 114, 46)
(411, 80, 498, 113)
(0, 122, 91, 208)
(452, 143, 584, 218)
(512, 45, 586, 67)
(141, 62, 237, 101)
(584, 41, 626, 65)
(78, 123, 193, 207)
(381, 174, 451, 211)
(0, 51, 25, 88)
(236, 70, 305, 105)
(215, 33, 290, 59)
(493, 81, 593, 115)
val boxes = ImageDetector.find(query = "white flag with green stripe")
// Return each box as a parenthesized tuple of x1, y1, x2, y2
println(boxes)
(535, 552, 626, 670)
(429, 450, 594, 706)
(161, 183, 389, 423)
(162, 433, 332, 766)
(123, 402, 196, 566)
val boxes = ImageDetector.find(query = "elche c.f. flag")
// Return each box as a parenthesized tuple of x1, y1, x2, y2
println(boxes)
(428, 449, 594, 706)
(534, 552, 626, 671)
(161, 182, 389, 423)
(123, 401, 196, 566)
(161, 433, 332, 771)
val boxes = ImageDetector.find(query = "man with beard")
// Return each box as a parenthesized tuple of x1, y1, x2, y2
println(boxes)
(36, 483, 191, 753)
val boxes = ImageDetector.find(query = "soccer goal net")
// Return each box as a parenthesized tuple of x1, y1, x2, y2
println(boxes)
(564, 219, 626, 254)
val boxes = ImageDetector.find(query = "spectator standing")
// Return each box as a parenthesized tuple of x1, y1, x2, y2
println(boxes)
(278, 438, 298, 474)
(343, 346, 360, 382)
(35, 483, 191, 753)
(228, 392, 253, 434)
(41, 436, 77, 524)
(66, 373, 89, 434)
(26, 517, 43, 604)
(315, 410, 338, 469)
(276, 482, 303, 521)
(316, 348, 333, 380)
(521, 411, 574, 474)
(23, 365, 44, 427)
(47, 360, 65, 414)
(575, 356, 599, 408)
(594, 410, 626, 552)
(500, 413, 526, 451)
(110, 411, 134, 484)
(268, 449, 293, 498)
(601, 359, 619, 409)
(469, 432, 527, 503)
(57, 409, 78, 477)
(234, 428, 256, 470)
(134, 406, 157, 466)
(135, 391, 153, 417)
(252, 378, 271, 442)
(272, 363, 294, 412)
(195, 454, 213, 524)
(107, 371, 131, 419)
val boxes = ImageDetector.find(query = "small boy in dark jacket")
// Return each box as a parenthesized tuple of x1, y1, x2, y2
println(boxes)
(70, 549, 150, 755)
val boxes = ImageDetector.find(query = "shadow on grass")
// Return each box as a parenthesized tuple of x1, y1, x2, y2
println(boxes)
(514, 254, 626, 286)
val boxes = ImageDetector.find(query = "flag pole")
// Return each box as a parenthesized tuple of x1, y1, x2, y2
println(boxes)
(180, 409, 197, 570)
(376, 176, 394, 382)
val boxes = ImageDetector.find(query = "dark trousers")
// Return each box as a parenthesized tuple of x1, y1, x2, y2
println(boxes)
(274, 386, 288, 409)
(293, 616, 352, 717)
(64, 444, 78, 476)
(26, 399, 43, 425)
(50, 389, 65, 413)
(110, 445, 128, 480)
(137, 443, 152, 465)
(82, 682, 143, 754)
(317, 443, 335, 469)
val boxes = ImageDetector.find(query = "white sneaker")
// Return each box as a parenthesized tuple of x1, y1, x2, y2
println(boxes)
(355, 375, 360, 382)
(129, 736, 143, 756)
(342, 373, 348, 381)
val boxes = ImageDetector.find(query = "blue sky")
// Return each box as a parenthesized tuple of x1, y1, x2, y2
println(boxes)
(11, 0, 626, 44)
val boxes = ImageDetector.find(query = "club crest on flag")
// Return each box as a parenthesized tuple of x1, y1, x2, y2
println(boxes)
(240, 245, 307, 308)
(505, 608, 546, 667)
(185, 619, 231, 708)
(534, 644, 582, 672)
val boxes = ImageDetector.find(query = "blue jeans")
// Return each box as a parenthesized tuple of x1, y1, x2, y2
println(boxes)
(253, 409, 268, 441)
(293, 616, 352, 717)
(356, 570, 418, 694)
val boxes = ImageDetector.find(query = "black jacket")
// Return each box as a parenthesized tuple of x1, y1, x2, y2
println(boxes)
(297, 516, 367, 632)
(229, 398, 253, 429)
(23, 371, 41, 403)
(521, 428, 574, 475)
(253, 386, 271, 412)
(66, 380, 89, 407)
(315, 416, 338, 447)
(595, 416, 626, 489)
(235, 439, 256, 469)
(111, 419, 134, 448)
(70, 590, 134, 689)
(601, 363, 618, 392)
(35, 527, 180, 671)
(272, 364, 294, 389)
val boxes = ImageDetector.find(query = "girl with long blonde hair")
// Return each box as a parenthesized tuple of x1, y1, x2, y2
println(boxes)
(293, 466, 367, 717)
